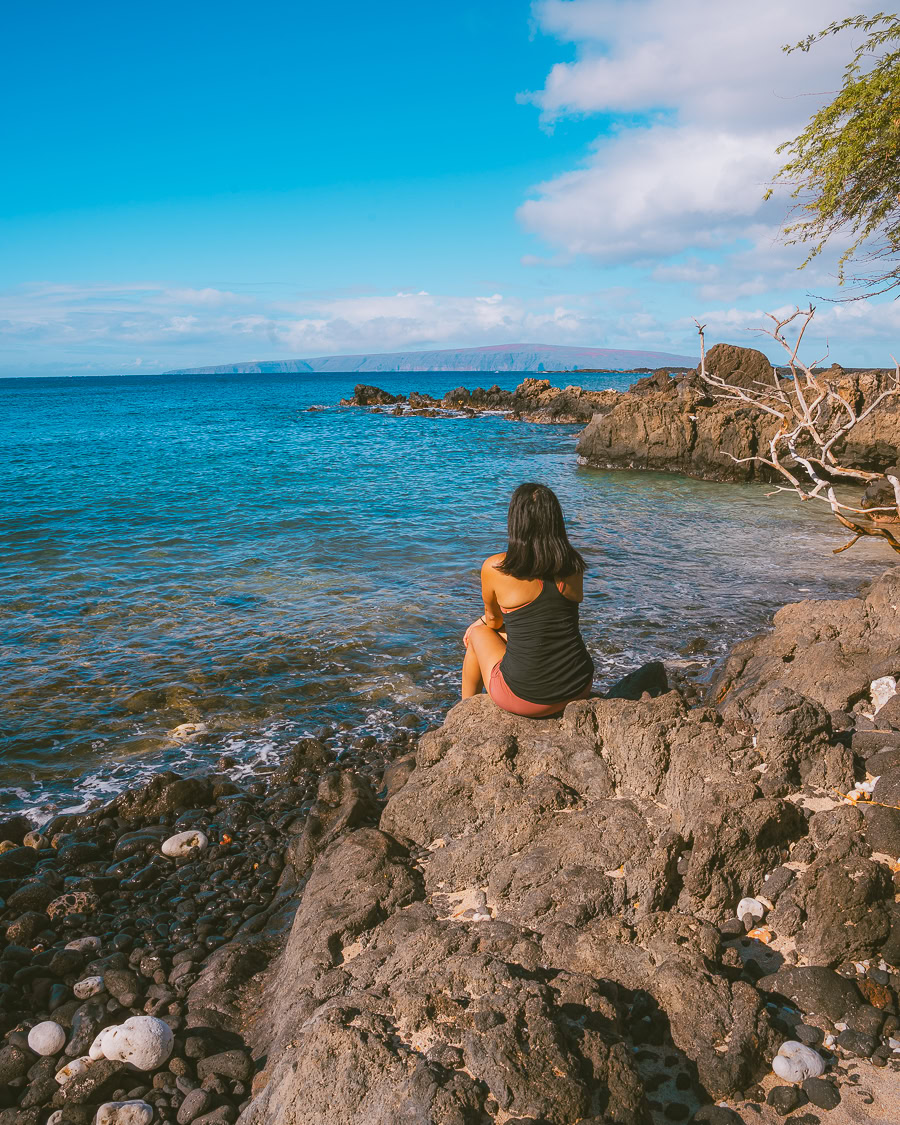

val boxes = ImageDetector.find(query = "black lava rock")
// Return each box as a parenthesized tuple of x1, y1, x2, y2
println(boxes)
(691, 1108, 746, 1125)
(767, 1085, 806, 1116)
(836, 1028, 877, 1057)
(802, 1077, 841, 1110)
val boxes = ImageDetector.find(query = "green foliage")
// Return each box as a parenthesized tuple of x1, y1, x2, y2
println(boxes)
(767, 12, 900, 295)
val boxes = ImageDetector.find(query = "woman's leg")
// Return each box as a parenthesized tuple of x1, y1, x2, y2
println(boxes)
(461, 624, 507, 699)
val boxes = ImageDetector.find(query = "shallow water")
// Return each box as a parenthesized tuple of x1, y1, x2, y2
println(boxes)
(0, 369, 885, 816)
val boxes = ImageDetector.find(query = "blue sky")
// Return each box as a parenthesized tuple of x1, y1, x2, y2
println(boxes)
(1, 0, 895, 375)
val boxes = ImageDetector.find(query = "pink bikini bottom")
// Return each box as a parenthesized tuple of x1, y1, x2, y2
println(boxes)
(489, 663, 591, 718)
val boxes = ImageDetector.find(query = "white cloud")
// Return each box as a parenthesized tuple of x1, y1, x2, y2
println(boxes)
(520, 0, 885, 267)
(692, 299, 900, 368)
(0, 283, 646, 374)
(161, 287, 248, 307)
(520, 126, 781, 260)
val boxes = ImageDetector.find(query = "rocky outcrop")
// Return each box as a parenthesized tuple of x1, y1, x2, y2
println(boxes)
(4, 579, 900, 1123)
(576, 344, 900, 482)
(234, 583, 900, 1122)
(341, 377, 618, 424)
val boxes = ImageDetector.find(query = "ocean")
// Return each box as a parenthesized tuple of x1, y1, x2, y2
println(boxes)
(0, 369, 884, 818)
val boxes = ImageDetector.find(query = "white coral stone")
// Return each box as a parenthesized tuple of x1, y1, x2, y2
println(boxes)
(89, 1026, 116, 1061)
(56, 1056, 93, 1084)
(160, 830, 208, 858)
(773, 1040, 825, 1082)
(871, 675, 897, 713)
(94, 1101, 154, 1125)
(98, 1016, 174, 1071)
(74, 975, 105, 999)
(27, 1021, 66, 1055)
(736, 897, 765, 923)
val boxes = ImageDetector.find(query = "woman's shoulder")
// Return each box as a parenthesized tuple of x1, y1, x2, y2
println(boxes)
(482, 552, 506, 571)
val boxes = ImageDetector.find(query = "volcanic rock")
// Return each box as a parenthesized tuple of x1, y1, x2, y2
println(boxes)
(577, 345, 900, 482)
(710, 567, 900, 713)
(757, 966, 862, 1021)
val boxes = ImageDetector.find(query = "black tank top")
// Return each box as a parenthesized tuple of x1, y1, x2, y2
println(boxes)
(499, 580, 594, 704)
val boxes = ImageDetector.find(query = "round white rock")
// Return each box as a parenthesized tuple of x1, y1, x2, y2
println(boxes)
(91, 1016, 174, 1070)
(160, 830, 208, 858)
(736, 897, 765, 923)
(772, 1040, 825, 1082)
(95, 1101, 154, 1125)
(27, 1021, 66, 1056)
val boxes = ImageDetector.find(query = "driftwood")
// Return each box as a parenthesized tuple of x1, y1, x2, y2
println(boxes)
(694, 306, 900, 554)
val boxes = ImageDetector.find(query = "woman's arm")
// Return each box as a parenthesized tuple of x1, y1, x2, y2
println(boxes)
(480, 556, 505, 629)
(558, 571, 585, 603)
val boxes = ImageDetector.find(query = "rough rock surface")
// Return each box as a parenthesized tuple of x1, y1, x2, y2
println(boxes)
(231, 583, 900, 1122)
(576, 344, 900, 481)
(341, 376, 618, 424)
(710, 567, 900, 713)
(4, 577, 900, 1123)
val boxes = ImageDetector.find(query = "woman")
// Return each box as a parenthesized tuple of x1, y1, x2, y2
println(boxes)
(462, 482, 594, 716)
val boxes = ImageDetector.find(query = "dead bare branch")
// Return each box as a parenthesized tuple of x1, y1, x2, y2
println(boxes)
(694, 309, 900, 555)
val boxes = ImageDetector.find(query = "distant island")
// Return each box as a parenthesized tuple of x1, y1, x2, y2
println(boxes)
(165, 341, 698, 375)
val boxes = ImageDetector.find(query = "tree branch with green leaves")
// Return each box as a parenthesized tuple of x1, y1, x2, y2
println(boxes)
(766, 12, 900, 297)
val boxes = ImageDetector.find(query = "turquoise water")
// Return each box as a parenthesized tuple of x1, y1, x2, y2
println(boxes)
(0, 370, 884, 815)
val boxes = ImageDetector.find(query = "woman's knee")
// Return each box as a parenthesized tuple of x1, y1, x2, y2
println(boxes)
(463, 620, 489, 648)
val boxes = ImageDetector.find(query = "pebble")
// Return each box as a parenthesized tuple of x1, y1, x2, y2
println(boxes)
(47, 889, 99, 918)
(195, 1049, 252, 1081)
(801, 1077, 840, 1110)
(73, 975, 105, 998)
(27, 1021, 67, 1056)
(836, 1028, 877, 1057)
(736, 897, 765, 924)
(161, 830, 209, 858)
(92, 1016, 174, 1070)
(871, 675, 897, 714)
(690, 1109, 745, 1124)
(95, 1101, 155, 1125)
(177, 1087, 212, 1123)
(772, 1041, 825, 1082)
(793, 1024, 824, 1048)
(65, 934, 102, 953)
(55, 1055, 93, 1083)
(767, 1084, 805, 1115)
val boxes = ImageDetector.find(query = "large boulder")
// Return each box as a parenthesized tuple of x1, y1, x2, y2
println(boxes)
(576, 344, 782, 481)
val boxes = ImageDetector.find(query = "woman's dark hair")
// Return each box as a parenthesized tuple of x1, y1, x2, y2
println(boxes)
(497, 482, 586, 580)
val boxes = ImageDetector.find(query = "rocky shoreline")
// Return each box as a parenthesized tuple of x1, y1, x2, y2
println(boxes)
(2, 572, 900, 1123)
(339, 377, 618, 424)
(340, 345, 900, 484)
